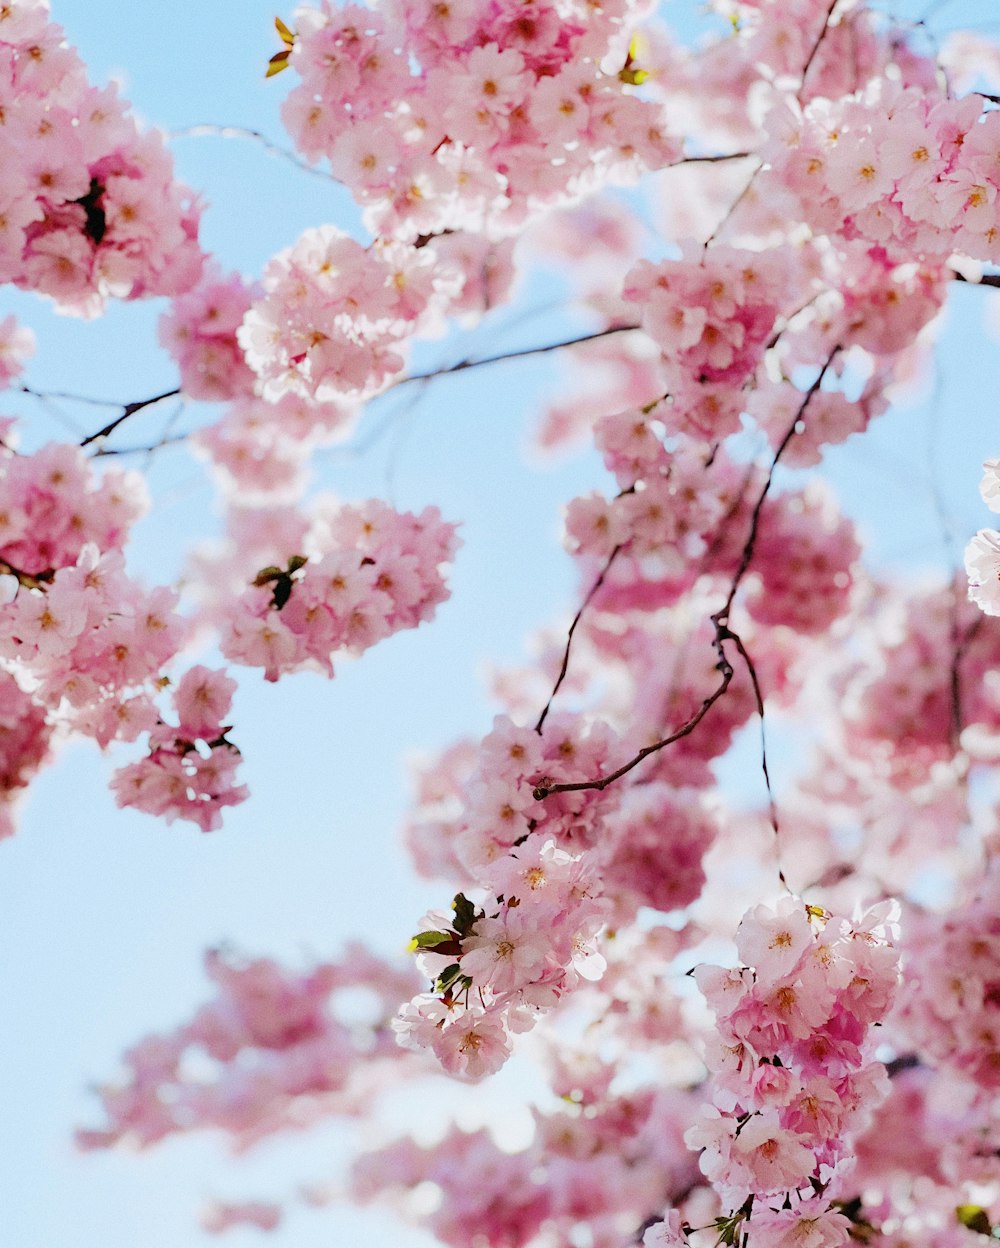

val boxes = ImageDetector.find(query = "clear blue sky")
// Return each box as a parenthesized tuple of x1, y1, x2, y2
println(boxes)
(2, 2, 1000, 1247)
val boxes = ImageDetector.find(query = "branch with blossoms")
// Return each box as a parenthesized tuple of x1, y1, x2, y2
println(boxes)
(13, 0, 1000, 1243)
(533, 350, 839, 802)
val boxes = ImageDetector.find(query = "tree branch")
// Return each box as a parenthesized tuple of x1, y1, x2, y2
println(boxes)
(534, 543, 625, 735)
(534, 350, 838, 804)
(798, 0, 841, 99)
(716, 349, 839, 621)
(390, 324, 642, 391)
(79, 389, 182, 448)
(532, 620, 735, 800)
(951, 270, 1000, 288)
(168, 124, 341, 184)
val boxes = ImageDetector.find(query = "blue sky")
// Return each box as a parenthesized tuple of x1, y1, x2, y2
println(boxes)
(3, 2, 1000, 1247)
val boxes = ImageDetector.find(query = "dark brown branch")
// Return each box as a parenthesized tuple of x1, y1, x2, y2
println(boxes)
(79, 389, 181, 447)
(19, 385, 120, 409)
(534, 351, 838, 804)
(951, 270, 1000, 288)
(535, 543, 624, 735)
(949, 612, 983, 747)
(716, 349, 839, 621)
(885, 1053, 920, 1078)
(703, 160, 763, 249)
(532, 622, 735, 800)
(391, 324, 642, 390)
(798, 0, 840, 99)
(91, 432, 188, 458)
(671, 151, 754, 165)
(726, 628, 782, 849)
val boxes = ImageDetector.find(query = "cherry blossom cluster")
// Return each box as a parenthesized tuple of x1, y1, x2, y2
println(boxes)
(158, 266, 259, 403)
(396, 714, 627, 1078)
(279, 0, 680, 238)
(0, 0, 203, 315)
(564, 434, 730, 566)
(353, 1082, 700, 1248)
(0, 314, 34, 389)
(622, 245, 795, 392)
(895, 859, 1000, 1095)
(238, 227, 465, 402)
(77, 943, 424, 1153)
(836, 576, 1000, 769)
(966, 458, 1000, 617)
(658, 897, 900, 1248)
(0, 434, 146, 577)
(191, 392, 358, 501)
(109, 666, 246, 833)
(0, 435, 247, 831)
(217, 498, 459, 681)
(0, 667, 51, 839)
(764, 84, 1000, 266)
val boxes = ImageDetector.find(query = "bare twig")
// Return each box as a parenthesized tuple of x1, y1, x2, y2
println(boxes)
(671, 151, 754, 165)
(79, 389, 182, 448)
(798, 0, 841, 99)
(535, 544, 625, 735)
(703, 160, 764, 249)
(726, 628, 781, 842)
(949, 613, 983, 747)
(951, 270, 1000, 288)
(168, 124, 341, 184)
(716, 350, 839, 621)
(19, 385, 120, 410)
(91, 433, 189, 458)
(390, 324, 642, 391)
(534, 350, 838, 804)
(532, 626, 735, 800)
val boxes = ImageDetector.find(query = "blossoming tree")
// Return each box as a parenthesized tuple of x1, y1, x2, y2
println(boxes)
(6, 0, 1000, 1244)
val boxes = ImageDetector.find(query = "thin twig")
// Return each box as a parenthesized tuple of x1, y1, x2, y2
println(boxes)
(703, 160, 763, 249)
(716, 350, 839, 621)
(79, 389, 182, 447)
(798, 0, 841, 100)
(672, 151, 754, 165)
(534, 350, 838, 804)
(390, 324, 642, 391)
(951, 270, 1000, 288)
(19, 385, 121, 410)
(535, 544, 625, 735)
(532, 622, 735, 800)
(168, 124, 341, 184)
(950, 614, 982, 747)
(91, 433, 189, 458)
(727, 630, 779, 831)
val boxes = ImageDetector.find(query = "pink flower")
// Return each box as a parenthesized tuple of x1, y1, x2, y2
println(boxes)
(735, 896, 814, 981)
(431, 1010, 510, 1081)
(966, 529, 1000, 616)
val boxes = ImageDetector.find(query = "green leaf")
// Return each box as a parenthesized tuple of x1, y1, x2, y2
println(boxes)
(435, 963, 463, 992)
(452, 892, 478, 936)
(287, 554, 308, 573)
(253, 565, 284, 586)
(271, 574, 294, 610)
(275, 15, 296, 45)
(409, 930, 454, 950)
(266, 50, 291, 77)
(957, 1206, 993, 1236)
